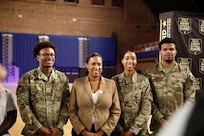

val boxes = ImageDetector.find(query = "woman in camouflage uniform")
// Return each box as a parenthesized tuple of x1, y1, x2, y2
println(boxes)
(112, 49, 153, 136)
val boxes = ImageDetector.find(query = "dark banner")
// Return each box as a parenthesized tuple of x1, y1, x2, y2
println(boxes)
(159, 11, 204, 96)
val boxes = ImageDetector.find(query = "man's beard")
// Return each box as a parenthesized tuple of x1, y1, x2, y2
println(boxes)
(165, 59, 173, 63)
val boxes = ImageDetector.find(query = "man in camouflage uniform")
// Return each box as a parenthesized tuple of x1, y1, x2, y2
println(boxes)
(145, 37, 196, 135)
(112, 49, 153, 136)
(16, 41, 70, 136)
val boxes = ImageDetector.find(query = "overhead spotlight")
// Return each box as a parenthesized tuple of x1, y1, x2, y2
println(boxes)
(18, 14, 23, 18)
(72, 18, 77, 21)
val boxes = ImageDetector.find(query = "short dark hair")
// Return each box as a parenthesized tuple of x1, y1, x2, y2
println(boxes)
(158, 37, 177, 50)
(33, 41, 56, 58)
(120, 49, 137, 60)
(86, 52, 102, 64)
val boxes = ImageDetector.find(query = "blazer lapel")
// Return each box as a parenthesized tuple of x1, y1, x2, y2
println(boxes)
(84, 76, 94, 102)
(96, 77, 106, 103)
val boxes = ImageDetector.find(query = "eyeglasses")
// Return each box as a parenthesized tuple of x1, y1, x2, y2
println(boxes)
(39, 53, 55, 57)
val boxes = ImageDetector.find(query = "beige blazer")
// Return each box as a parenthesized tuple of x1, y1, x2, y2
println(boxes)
(68, 76, 121, 136)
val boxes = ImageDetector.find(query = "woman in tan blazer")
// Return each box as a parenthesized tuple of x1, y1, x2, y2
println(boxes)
(68, 53, 121, 136)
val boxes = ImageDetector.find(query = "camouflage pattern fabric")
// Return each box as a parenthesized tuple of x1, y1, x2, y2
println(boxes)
(16, 67, 70, 136)
(112, 72, 153, 136)
(145, 62, 196, 135)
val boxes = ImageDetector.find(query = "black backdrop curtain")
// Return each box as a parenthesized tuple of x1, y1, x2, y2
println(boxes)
(159, 11, 204, 97)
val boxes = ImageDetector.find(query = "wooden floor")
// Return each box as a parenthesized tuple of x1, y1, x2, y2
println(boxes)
(4, 83, 73, 136)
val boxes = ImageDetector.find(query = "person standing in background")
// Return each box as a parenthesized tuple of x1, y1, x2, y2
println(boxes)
(68, 52, 121, 136)
(16, 41, 70, 136)
(145, 37, 196, 135)
(0, 64, 17, 136)
(112, 49, 153, 136)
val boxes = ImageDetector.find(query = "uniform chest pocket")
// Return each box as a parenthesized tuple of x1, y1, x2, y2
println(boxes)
(123, 91, 141, 113)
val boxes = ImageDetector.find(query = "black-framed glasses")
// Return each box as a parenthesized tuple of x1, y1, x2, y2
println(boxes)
(39, 53, 55, 57)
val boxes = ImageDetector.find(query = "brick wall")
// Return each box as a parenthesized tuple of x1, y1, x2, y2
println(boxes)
(0, 0, 159, 73)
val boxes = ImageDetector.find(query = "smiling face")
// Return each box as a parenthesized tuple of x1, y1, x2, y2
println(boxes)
(122, 51, 137, 75)
(36, 47, 55, 70)
(160, 43, 177, 65)
(86, 56, 103, 79)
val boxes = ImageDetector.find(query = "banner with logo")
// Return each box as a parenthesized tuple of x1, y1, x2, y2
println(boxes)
(159, 11, 204, 95)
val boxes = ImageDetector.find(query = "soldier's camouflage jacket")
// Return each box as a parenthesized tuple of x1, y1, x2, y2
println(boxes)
(16, 67, 70, 136)
(112, 72, 153, 136)
(145, 62, 196, 134)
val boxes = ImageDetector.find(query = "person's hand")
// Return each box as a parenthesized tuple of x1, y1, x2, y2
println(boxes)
(120, 130, 125, 136)
(123, 130, 134, 136)
(159, 118, 167, 126)
(38, 127, 51, 136)
(95, 129, 104, 136)
(81, 129, 96, 136)
(50, 127, 60, 136)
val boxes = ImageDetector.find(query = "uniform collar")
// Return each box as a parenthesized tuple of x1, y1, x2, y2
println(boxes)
(158, 61, 179, 72)
(118, 71, 138, 83)
(37, 67, 57, 81)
